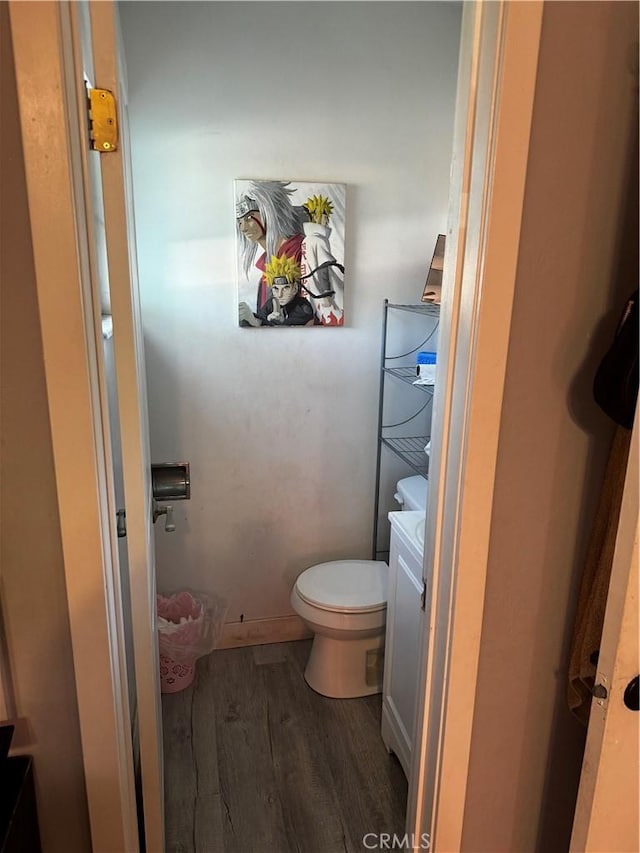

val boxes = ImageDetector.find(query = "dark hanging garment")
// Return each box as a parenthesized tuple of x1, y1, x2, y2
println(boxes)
(593, 289, 639, 428)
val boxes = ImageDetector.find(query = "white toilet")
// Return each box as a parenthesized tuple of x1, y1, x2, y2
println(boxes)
(291, 475, 428, 698)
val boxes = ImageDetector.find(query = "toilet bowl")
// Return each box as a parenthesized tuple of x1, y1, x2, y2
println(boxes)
(291, 476, 428, 699)
(291, 560, 387, 698)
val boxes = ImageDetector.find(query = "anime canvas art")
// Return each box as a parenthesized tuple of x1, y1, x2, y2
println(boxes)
(236, 180, 346, 327)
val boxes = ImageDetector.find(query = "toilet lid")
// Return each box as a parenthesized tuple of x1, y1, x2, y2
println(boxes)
(295, 560, 388, 613)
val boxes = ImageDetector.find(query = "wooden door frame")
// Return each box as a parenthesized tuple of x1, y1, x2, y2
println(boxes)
(9, 0, 544, 849)
(407, 2, 544, 849)
(85, 4, 166, 848)
(570, 406, 639, 851)
(8, 2, 140, 850)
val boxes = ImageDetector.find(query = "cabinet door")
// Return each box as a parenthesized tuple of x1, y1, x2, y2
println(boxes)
(389, 551, 424, 746)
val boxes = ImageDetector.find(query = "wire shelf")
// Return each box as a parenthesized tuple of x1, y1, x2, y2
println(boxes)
(387, 302, 441, 318)
(383, 367, 435, 394)
(381, 436, 430, 476)
(373, 300, 438, 557)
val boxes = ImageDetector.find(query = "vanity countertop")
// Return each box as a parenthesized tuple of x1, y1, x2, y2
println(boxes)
(388, 510, 425, 566)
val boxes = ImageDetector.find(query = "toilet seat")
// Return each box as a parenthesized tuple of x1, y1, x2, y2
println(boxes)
(295, 560, 387, 613)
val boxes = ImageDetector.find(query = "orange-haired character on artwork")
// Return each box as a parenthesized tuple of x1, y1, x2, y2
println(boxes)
(238, 255, 314, 327)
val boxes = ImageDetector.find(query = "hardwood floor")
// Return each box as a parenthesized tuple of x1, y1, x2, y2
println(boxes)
(162, 640, 407, 852)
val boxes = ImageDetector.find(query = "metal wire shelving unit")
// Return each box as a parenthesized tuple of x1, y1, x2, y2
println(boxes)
(372, 299, 440, 558)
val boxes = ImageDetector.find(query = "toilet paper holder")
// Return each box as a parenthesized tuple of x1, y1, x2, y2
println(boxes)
(151, 462, 190, 502)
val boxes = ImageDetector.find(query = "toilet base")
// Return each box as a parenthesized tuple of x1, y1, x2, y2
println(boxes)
(304, 633, 385, 699)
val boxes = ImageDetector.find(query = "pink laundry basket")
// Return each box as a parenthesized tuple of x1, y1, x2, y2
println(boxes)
(157, 592, 204, 694)
(159, 652, 195, 693)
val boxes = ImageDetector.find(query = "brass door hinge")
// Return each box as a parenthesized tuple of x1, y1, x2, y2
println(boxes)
(87, 88, 118, 152)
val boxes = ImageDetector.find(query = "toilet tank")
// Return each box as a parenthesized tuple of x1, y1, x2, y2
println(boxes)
(394, 475, 428, 512)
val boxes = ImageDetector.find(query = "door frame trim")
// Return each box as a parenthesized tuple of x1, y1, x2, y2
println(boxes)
(86, 4, 166, 848)
(407, 2, 543, 849)
(570, 407, 639, 850)
(8, 1, 140, 850)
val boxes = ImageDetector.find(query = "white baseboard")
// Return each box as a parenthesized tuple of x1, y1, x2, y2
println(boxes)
(219, 614, 312, 650)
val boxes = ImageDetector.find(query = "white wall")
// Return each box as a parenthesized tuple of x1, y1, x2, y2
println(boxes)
(462, 2, 639, 850)
(121, 2, 461, 621)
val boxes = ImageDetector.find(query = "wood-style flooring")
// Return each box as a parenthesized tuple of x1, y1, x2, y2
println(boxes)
(162, 639, 407, 853)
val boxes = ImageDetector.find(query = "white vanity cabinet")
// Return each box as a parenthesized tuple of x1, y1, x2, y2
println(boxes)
(381, 510, 425, 778)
